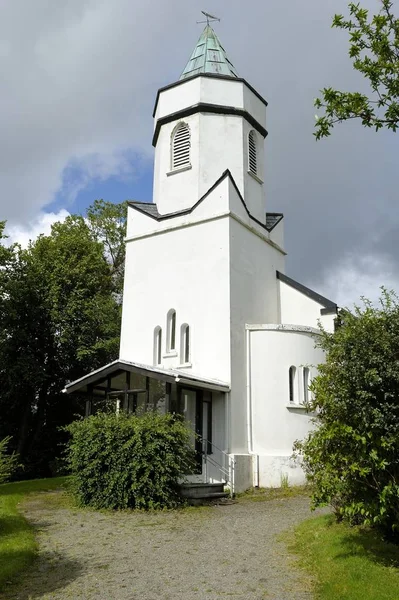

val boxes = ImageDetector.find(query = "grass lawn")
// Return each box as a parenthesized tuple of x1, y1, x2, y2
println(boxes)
(0, 476, 70, 590)
(288, 514, 399, 600)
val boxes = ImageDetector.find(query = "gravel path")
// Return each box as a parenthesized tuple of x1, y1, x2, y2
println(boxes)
(3, 492, 319, 600)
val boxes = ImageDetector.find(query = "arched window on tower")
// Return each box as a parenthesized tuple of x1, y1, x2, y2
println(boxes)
(248, 130, 257, 176)
(180, 324, 190, 364)
(154, 326, 162, 366)
(167, 309, 176, 352)
(289, 366, 297, 404)
(171, 122, 191, 170)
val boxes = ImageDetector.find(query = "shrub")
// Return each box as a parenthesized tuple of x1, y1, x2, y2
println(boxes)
(65, 411, 195, 510)
(294, 290, 399, 541)
(0, 437, 19, 483)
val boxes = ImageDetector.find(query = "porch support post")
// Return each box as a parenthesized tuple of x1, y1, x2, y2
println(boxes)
(85, 384, 93, 417)
(124, 371, 131, 413)
(146, 376, 150, 412)
(165, 382, 171, 414)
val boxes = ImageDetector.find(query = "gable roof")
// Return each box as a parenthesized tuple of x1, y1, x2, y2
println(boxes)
(128, 169, 284, 234)
(276, 271, 337, 313)
(180, 25, 239, 81)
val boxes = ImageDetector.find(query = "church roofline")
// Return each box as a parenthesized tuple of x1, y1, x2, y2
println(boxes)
(128, 169, 283, 234)
(152, 102, 267, 147)
(63, 359, 230, 394)
(152, 72, 268, 118)
(276, 271, 337, 312)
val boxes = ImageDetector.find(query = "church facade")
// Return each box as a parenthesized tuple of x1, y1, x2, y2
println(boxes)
(65, 26, 337, 493)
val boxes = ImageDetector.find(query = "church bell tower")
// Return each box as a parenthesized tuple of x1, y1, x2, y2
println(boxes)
(152, 24, 268, 223)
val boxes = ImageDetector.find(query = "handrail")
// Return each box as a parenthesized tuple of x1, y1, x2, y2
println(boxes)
(198, 436, 235, 490)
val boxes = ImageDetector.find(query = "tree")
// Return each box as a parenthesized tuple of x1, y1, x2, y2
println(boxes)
(86, 199, 127, 300)
(0, 204, 124, 478)
(295, 290, 399, 541)
(315, 1, 399, 139)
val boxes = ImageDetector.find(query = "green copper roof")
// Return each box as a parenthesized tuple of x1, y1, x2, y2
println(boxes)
(180, 25, 239, 80)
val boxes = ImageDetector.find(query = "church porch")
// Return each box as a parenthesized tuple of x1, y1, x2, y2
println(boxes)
(64, 359, 230, 488)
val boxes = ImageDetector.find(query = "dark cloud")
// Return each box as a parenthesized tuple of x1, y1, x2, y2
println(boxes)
(0, 0, 397, 304)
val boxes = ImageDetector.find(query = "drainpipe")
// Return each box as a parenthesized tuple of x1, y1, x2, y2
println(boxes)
(246, 327, 259, 488)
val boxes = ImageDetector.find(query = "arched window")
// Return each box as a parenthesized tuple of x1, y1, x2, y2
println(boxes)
(303, 367, 310, 404)
(248, 130, 257, 175)
(289, 366, 296, 404)
(171, 122, 191, 170)
(180, 324, 190, 364)
(154, 326, 162, 366)
(167, 309, 176, 352)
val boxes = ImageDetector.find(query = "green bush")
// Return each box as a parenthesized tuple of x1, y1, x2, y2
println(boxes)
(65, 411, 195, 510)
(0, 437, 19, 483)
(295, 290, 399, 541)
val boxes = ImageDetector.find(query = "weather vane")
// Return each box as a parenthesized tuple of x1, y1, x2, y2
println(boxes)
(197, 10, 221, 26)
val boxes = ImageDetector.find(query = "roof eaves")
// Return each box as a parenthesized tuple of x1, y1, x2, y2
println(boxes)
(276, 271, 337, 310)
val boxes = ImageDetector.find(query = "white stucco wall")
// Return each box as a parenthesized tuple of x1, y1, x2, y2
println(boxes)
(247, 326, 325, 487)
(120, 211, 231, 384)
(279, 280, 335, 332)
(228, 184, 286, 455)
(154, 77, 266, 131)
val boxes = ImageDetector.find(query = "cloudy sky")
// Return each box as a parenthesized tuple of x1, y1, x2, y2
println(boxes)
(1, 0, 398, 308)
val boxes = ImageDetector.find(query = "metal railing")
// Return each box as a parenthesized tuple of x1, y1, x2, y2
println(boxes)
(199, 437, 234, 486)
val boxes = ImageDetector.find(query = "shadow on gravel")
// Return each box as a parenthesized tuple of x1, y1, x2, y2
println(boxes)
(0, 551, 84, 600)
(0, 515, 52, 536)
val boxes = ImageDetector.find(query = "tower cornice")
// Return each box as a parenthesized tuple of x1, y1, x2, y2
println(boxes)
(152, 72, 268, 118)
(152, 101, 268, 147)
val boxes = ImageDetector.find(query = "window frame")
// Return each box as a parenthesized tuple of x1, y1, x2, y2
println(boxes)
(248, 130, 257, 176)
(180, 323, 191, 365)
(153, 326, 162, 366)
(171, 122, 191, 172)
(303, 367, 310, 405)
(166, 309, 177, 354)
(289, 366, 297, 404)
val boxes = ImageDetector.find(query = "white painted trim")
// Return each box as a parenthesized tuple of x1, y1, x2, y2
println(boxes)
(163, 351, 178, 358)
(167, 165, 192, 177)
(125, 211, 287, 256)
(229, 212, 286, 255)
(247, 170, 264, 184)
(245, 324, 321, 335)
(177, 363, 192, 369)
(286, 404, 309, 411)
(246, 327, 253, 453)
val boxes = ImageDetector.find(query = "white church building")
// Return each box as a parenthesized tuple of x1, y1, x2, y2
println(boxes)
(66, 25, 337, 493)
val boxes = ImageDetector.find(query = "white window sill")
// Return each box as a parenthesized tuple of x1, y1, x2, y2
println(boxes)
(163, 351, 178, 358)
(286, 403, 309, 411)
(248, 170, 264, 184)
(167, 165, 192, 177)
(177, 363, 192, 369)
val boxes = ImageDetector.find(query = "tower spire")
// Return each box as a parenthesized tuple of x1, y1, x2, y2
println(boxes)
(180, 19, 238, 81)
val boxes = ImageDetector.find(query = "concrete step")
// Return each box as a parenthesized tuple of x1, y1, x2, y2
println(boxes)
(179, 482, 226, 499)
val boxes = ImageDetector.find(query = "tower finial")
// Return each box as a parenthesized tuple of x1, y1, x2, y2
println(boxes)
(197, 10, 220, 26)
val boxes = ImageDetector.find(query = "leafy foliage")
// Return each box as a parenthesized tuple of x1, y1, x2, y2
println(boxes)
(65, 412, 195, 510)
(295, 290, 399, 541)
(315, 1, 399, 139)
(0, 202, 125, 478)
(0, 437, 19, 484)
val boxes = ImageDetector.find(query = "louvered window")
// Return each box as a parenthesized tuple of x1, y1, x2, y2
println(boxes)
(248, 130, 257, 175)
(172, 123, 191, 170)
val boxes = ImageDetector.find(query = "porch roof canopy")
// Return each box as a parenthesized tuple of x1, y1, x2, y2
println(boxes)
(63, 359, 230, 395)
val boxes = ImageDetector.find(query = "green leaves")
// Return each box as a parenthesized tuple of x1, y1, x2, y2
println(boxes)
(0, 201, 126, 478)
(315, 1, 399, 139)
(0, 437, 19, 484)
(65, 412, 195, 510)
(295, 289, 399, 540)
